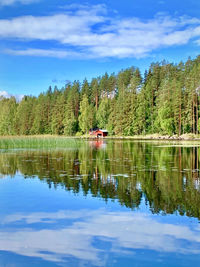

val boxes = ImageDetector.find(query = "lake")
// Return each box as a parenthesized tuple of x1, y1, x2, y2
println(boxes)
(0, 139, 200, 266)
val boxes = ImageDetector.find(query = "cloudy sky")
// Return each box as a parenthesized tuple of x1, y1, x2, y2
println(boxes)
(0, 0, 200, 96)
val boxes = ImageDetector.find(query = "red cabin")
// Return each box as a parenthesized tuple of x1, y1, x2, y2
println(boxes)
(89, 128, 108, 137)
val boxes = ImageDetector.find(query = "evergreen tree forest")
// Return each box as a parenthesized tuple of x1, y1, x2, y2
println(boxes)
(1, 56, 200, 136)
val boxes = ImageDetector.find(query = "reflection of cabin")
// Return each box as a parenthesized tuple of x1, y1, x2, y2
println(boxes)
(89, 128, 108, 137)
(89, 140, 106, 149)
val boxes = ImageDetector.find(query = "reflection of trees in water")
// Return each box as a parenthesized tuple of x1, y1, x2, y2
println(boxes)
(1, 141, 200, 218)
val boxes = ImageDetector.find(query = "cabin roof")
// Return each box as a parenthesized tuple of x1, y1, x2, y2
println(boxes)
(90, 128, 108, 133)
(99, 129, 108, 133)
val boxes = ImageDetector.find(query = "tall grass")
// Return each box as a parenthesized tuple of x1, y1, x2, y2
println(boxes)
(0, 136, 81, 149)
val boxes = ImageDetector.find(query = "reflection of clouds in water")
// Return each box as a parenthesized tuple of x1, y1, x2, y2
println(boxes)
(1, 210, 200, 265)
(0, 228, 100, 264)
(2, 210, 88, 224)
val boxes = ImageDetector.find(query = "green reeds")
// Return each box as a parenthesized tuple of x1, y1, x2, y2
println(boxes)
(0, 136, 81, 149)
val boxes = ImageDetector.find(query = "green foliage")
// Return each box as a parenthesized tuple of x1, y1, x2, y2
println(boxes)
(1, 56, 200, 136)
(96, 98, 110, 129)
(79, 95, 95, 134)
(0, 97, 17, 135)
(51, 93, 66, 135)
(64, 99, 77, 136)
(157, 104, 175, 135)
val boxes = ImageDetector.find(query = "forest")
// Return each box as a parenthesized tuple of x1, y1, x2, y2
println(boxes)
(1, 55, 200, 136)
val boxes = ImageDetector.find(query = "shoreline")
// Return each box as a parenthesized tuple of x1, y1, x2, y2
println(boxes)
(1, 134, 200, 141)
(104, 134, 200, 141)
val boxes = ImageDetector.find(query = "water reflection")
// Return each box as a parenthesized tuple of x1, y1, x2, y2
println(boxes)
(89, 140, 107, 150)
(1, 209, 200, 266)
(1, 140, 200, 266)
(0, 141, 200, 218)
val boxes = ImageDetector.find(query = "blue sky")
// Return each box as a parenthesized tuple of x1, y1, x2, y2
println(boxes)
(0, 0, 200, 98)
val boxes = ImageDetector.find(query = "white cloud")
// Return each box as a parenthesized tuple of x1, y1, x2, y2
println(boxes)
(0, 90, 24, 101)
(0, 90, 11, 98)
(1, 209, 200, 265)
(0, 0, 39, 6)
(4, 48, 83, 58)
(0, 5, 200, 58)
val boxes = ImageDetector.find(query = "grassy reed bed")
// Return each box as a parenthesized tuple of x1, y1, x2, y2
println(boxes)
(0, 136, 81, 149)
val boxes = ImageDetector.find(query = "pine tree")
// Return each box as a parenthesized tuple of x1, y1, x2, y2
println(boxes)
(63, 96, 77, 135)
(15, 96, 36, 135)
(96, 98, 110, 129)
(0, 97, 17, 135)
(79, 95, 95, 134)
(51, 92, 66, 135)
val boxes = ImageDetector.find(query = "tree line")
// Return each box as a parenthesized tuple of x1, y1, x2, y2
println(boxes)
(1, 55, 200, 136)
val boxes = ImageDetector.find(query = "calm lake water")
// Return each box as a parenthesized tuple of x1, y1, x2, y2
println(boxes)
(1, 139, 200, 266)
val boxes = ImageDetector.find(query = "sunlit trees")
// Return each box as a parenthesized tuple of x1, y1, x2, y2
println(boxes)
(96, 97, 110, 129)
(1, 55, 200, 136)
(0, 97, 17, 135)
(79, 94, 95, 134)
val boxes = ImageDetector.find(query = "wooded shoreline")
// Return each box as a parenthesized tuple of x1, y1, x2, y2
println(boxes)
(1, 134, 200, 141)
(1, 56, 200, 137)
